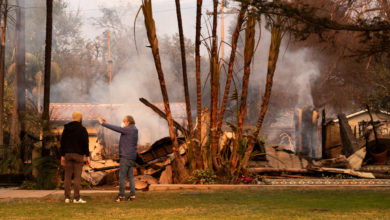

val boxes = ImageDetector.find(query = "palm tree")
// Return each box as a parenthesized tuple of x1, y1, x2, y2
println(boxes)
(141, 0, 188, 182)
(231, 11, 256, 172)
(174, 0, 195, 170)
(10, 0, 26, 155)
(7, 53, 60, 104)
(0, 0, 8, 147)
(209, 0, 221, 171)
(194, 0, 203, 169)
(215, 3, 247, 167)
(42, 0, 53, 156)
(242, 17, 283, 169)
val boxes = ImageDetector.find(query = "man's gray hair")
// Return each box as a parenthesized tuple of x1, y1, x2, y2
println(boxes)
(126, 115, 135, 125)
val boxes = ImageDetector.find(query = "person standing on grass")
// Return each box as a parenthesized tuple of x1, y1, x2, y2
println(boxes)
(60, 111, 90, 204)
(97, 115, 138, 202)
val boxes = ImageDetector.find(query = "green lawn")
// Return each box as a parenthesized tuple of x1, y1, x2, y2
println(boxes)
(1, 188, 390, 219)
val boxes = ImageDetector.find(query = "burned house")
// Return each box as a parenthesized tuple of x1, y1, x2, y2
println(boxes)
(325, 109, 390, 159)
(259, 107, 390, 170)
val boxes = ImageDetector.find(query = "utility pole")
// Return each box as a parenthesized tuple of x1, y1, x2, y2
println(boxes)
(107, 30, 112, 85)
(206, 1, 238, 64)
(106, 30, 113, 119)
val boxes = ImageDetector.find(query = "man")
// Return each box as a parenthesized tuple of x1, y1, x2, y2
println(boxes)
(60, 111, 90, 204)
(97, 115, 138, 202)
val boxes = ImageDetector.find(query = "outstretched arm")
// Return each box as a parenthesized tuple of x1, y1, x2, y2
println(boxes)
(97, 117, 128, 134)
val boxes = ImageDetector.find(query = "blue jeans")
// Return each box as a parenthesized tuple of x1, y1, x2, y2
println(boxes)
(119, 158, 135, 197)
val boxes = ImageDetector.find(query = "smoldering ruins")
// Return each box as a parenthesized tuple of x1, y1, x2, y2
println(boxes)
(47, 2, 390, 187)
(2, 0, 390, 189)
(48, 101, 390, 188)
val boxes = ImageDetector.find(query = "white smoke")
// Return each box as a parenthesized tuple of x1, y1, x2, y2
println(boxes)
(247, 24, 321, 127)
(50, 5, 191, 145)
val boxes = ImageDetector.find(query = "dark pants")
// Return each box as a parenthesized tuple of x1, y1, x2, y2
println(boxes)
(119, 157, 135, 197)
(64, 153, 84, 200)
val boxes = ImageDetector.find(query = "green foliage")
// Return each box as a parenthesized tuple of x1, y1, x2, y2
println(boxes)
(81, 179, 93, 189)
(0, 145, 23, 174)
(238, 137, 248, 158)
(35, 155, 61, 189)
(187, 169, 217, 184)
(20, 180, 37, 189)
(7, 53, 61, 97)
(2, 81, 14, 136)
(35, 145, 62, 189)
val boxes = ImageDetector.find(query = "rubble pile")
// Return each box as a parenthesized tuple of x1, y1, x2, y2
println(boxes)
(81, 136, 186, 189)
(81, 106, 390, 188)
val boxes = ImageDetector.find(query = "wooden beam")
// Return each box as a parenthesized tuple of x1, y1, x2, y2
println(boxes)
(139, 98, 189, 136)
(337, 114, 360, 157)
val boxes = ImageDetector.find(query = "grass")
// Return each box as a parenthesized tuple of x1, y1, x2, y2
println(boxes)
(0, 188, 390, 219)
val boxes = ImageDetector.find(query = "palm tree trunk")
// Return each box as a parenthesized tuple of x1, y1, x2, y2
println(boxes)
(16, 0, 25, 120)
(194, 0, 203, 170)
(42, 0, 53, 156)
(0, 0, 8, 147)
(174, 0, 195, 170)
(215, 3, 247, 160)
(210, 0, 221, 171)
(231, 13, 256, 171)
(10, 0, 26, 152)
(142, 0, 188, 182)
(174, 0, 193, 137)
(241, 18, 283, 169)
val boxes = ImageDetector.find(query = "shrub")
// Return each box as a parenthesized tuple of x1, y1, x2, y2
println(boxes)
(187, 169, 217, 184)
(20, 180, 37, 189)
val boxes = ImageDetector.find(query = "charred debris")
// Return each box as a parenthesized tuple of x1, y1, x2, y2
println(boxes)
(82, 101, 390, 188)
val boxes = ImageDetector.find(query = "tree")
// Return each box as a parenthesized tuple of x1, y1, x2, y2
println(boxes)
(139, 0, 390, 181)
(0, 0, 8, 147)
(215, 2, 247, 161)
(194, 0, 203, 170)
(209, 0, 221, 171)
(42, 0, 53, 156)
(174, 0, 196, 171)
(242, 16, 283, 169)
(231, 9, 256, 173)
(9, 0, 26, 166)
(141, 0, 188, 182)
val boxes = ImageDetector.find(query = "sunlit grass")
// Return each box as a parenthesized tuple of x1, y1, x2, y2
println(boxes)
(0, 188, 389, 219)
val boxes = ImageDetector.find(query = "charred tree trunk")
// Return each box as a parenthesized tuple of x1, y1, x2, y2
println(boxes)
(209, 0, 221, 171)
(215, 3, 247, 152)
(241, 18, 283, 170)
(194, 0, 203, 170)
(141, 0, 188, 182)
(42, 0, 53, 156)
(231, 12, 256, 171)
(0, 0, 8, 147)
(174, 0, 195, 171)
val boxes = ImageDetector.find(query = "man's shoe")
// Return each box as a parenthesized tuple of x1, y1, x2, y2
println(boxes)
(65, 198, 71, 203)
(127, 195, 135, 201)
(115, 196, 126, 202)
(73, 198, 87, 204)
